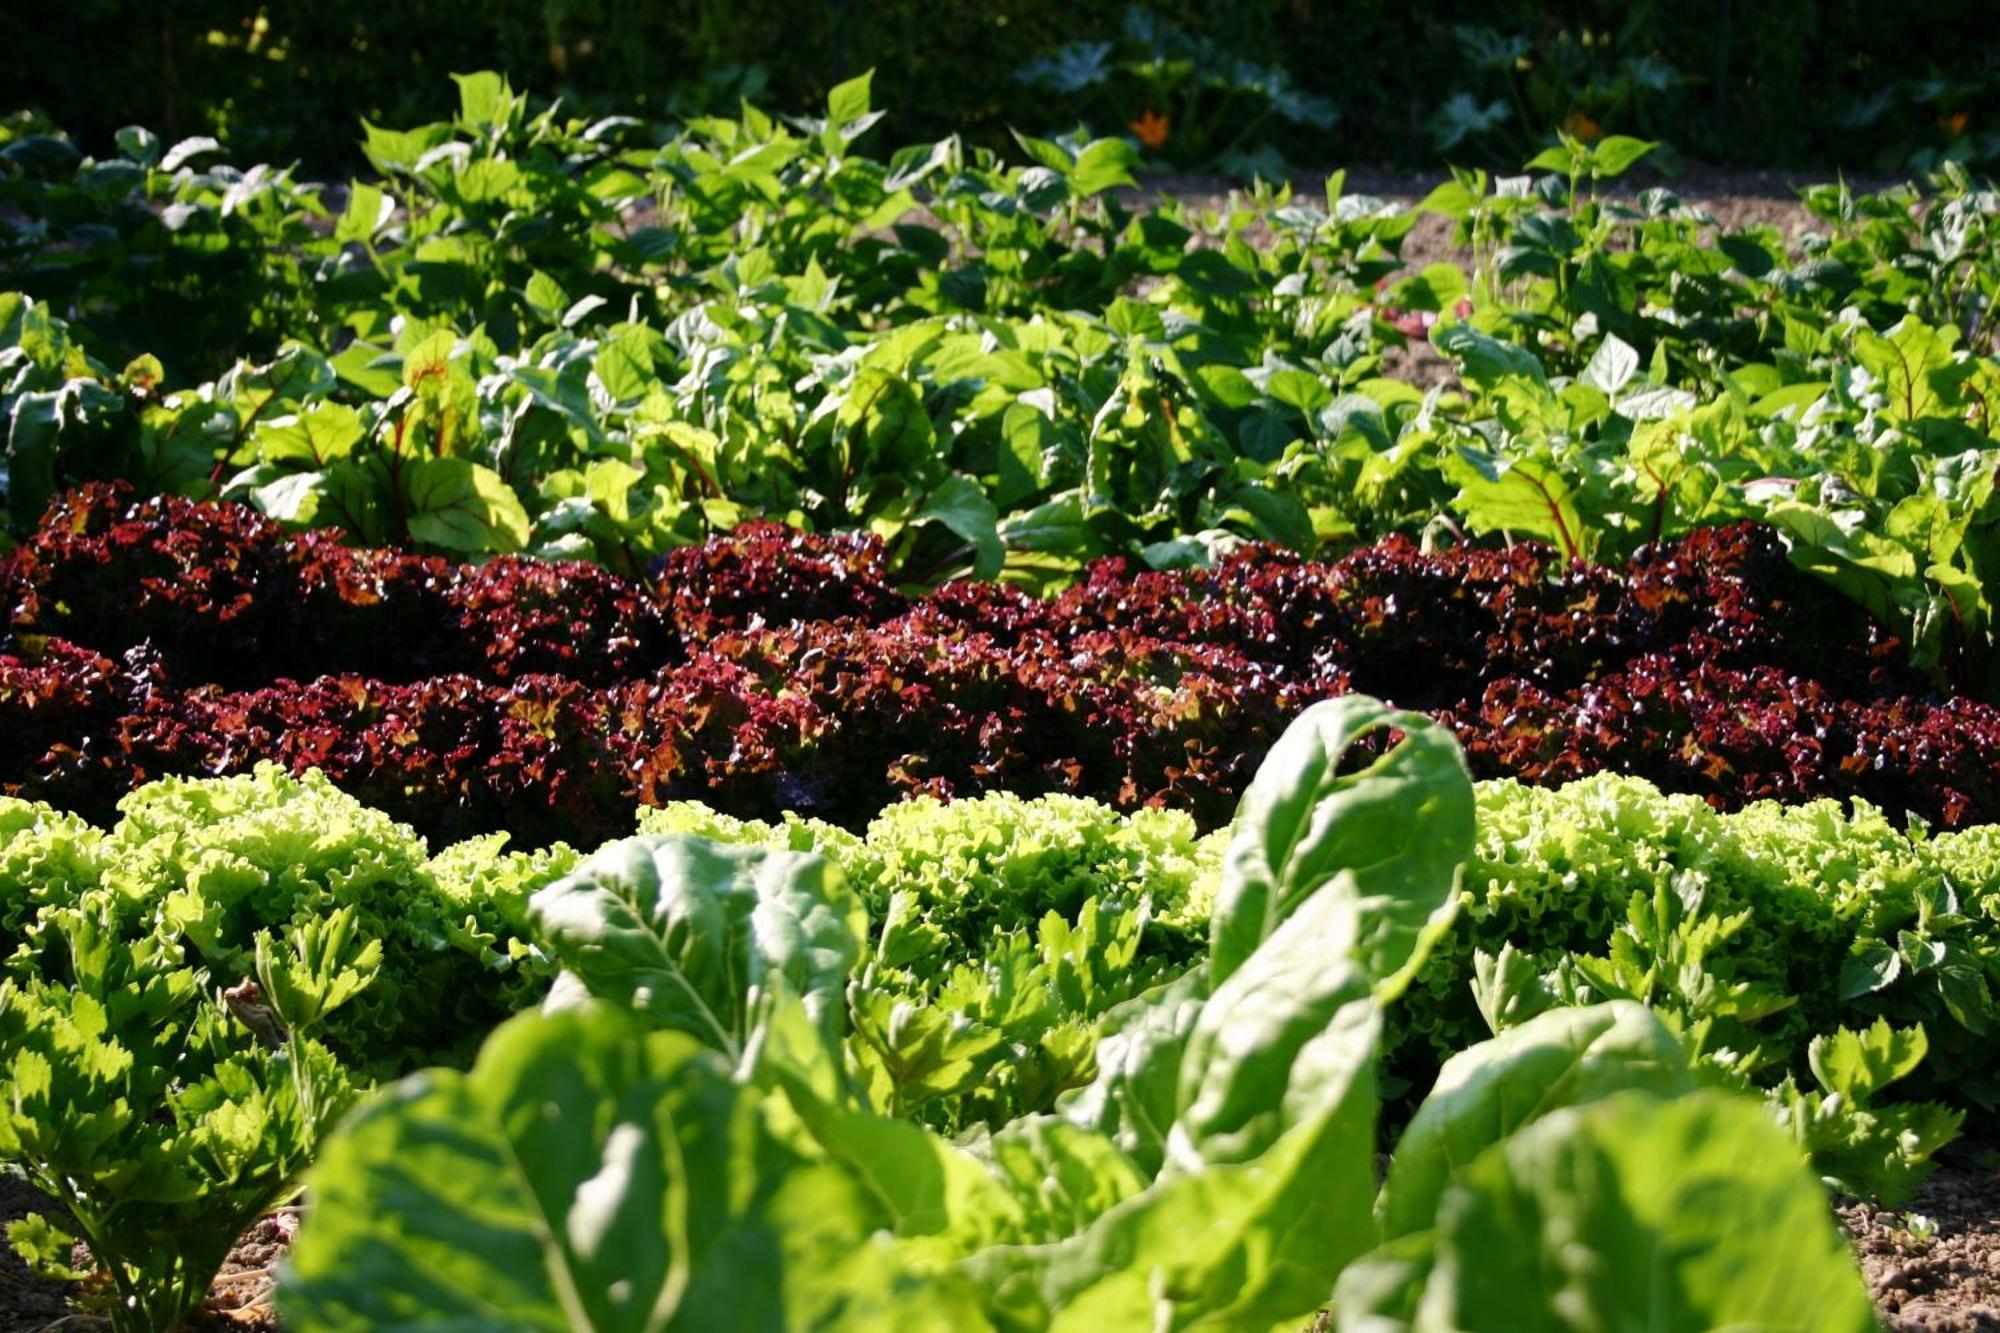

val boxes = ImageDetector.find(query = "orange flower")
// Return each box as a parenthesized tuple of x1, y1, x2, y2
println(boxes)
(1562, 109, 1602, 143)
(1130, 109, 1170, 150)
(1942, 110, 1971, 137)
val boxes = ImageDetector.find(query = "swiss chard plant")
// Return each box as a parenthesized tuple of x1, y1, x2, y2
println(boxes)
(277, 698, 1875, 1330)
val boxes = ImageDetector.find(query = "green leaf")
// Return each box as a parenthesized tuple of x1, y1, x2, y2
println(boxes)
(837, 366, 936, 478)
(996, 401, 1053, 508)
(1209, 697, 1475, 995)
(1378, 1002, 1694, 1238)
(593, 327, 657, 404)
(1580, 332, 1639, 396)
(1838, 945, 1902, 999)
(1170, 886, 1380, 1169)
(7, 1212, 89, 1281)
(401, 458, 531, 554)
(453, 71, 512, 130)
(400, 329, 459, 396)
(979, 908, 1383, 1327)
(246, 401, 365, 467)
(280, 1006, 929, 1332)
(1059, 970, 1209, 1174)
(1337, 1092, 1878, 1333)
(333, 183, 389, 246)
(524, 271, 569, 324)
(827, 71, 874, 128)
(1589, 135, 1656, 178)
(1444, 448, 1589, 562)
(528, 836, 866, 1063)
(1070, 139, 1140, 197)
(1524, 144, 1575, 175)
(917, 475, 1005, 579)
(1852, 316, 1970, 423)
(360, 120, 451, 175)
(1809, 1019, 1928, 1103)
(1432, 323, 1547, 391)
(159, 135, 222, 173)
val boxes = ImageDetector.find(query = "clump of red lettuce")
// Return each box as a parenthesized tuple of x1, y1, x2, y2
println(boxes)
(2, 486, 1990, 844)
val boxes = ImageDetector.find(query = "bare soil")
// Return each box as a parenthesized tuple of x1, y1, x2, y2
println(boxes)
(1842, 1151, 2000, 1331)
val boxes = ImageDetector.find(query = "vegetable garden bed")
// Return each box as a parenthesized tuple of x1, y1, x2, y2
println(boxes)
(8, 68, 2000, 1331)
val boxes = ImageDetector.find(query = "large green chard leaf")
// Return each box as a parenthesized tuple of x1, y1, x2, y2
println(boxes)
(966, 946, 1380, 1329)
(528, 835, 865, 1063)
(1210, 696, 1474, 996)
(1168, 886, 1380, 1171)
(1376, 1001, 1695, 1239)
(1334, 1091, 1879, 1333)
(281, 1004, 984, 1332)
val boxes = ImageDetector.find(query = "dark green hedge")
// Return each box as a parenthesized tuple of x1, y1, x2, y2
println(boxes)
(4, 1, 1997, 171)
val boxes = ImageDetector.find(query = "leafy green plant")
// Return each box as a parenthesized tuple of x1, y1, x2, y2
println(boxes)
(279, 698, 1874, 1330)
(0, 899, 374, 1332)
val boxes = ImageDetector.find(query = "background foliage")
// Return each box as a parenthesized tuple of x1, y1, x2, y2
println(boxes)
(6, 0, 2000, 172)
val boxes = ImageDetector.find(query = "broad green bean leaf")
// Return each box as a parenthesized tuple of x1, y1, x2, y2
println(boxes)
(280, 1006, 933, 1333)
(450, 157, 520, 204)
(1264, 367, 1333, 416)
(1432, 323, 1547, 390)
(917, 475, 1004, 578)
(1336, 1092, 1878, 1333)
(159, 135, 222, 173)
(333, 183, 390, 245)
(453, 71, 512, 131)
(593, 327, 657, 403)
(524, 271, 569, 323)
(361, 120, 451, 175)
(1378, 1002, 1694, 1238)
(1525, 144, 1576, 175)
(827, 71, 874, 129)
(527, 836, 865, 1063)
(1580, 332, 1639, 395)
(1210, 697, 1474, 996)
(114, 125, 161, 166)
(400, 458, 531, 553)
(1589, 135, 1655, 177)
(1070, 139, 1140, 198)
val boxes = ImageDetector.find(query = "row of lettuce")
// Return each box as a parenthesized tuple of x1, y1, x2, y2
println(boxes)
(6, 74, 2000, 697)
(5, 486, 1997, 848)
(9, 703, 1967, 1328)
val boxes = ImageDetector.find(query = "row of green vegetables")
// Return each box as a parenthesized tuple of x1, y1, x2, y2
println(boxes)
(9, 75, 2000, 692)
(4, 703, 1993, 1327)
